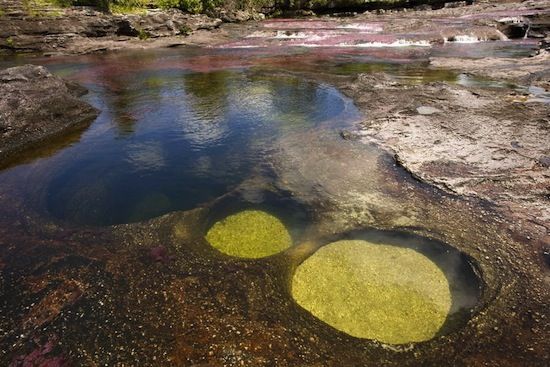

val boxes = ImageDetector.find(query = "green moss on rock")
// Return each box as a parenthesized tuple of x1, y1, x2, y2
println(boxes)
(291, 240, 451, 344)
(206, 210, 292, 258)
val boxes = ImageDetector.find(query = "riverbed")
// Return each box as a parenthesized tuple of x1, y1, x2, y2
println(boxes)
(0, 14, 549, 367)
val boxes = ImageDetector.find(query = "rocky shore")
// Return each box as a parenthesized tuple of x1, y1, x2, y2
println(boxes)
(338, 67, 550, 249)
(320, 1, 550, 261)
(0, 64, 98, 163)
(1, 0, 549, 55)
(0, 0, 228, 55)
(430, 50, 550, 90)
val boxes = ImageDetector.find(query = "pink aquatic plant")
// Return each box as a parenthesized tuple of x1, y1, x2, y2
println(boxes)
(149, 245, 174, 264)
(10, 338, 69, 367)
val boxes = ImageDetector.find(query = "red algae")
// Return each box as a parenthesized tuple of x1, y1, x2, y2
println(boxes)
(10, 338, 69, 367)
(149, 245, 175, 264)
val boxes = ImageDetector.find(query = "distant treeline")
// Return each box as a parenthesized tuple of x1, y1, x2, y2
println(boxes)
(51, 0, 269, 13)
(51, 0, 466, 15)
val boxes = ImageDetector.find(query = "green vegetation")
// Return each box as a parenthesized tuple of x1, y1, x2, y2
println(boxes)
(45, 0, 206, 14)
(291, 240, 451, 344)
(158, 0, 206, 14)
(206, 210, 292, 258)
(5, 37, 14, 48)
(41, 0, 265, 14)
(13, 0, 450, 17)
(35, 0, 442, 15)
(110, 0, 149, 14)
(137, 28, 149, 40)
(179, 24, 193, 36)
(49, 0, 78, 6)
(46, 0, 118, 12)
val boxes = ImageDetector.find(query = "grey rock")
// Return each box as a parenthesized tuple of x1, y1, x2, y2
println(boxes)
(444, 1, 468, 9)
(0, 65, 98, 162)
(217, 10, 253, 23)
(416, 106, 442, 115)
(538, 155, 550, 168)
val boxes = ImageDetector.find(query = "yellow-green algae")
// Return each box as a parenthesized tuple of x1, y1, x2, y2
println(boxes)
(291, 240, 452, 344)
(205, 210, 292, 258)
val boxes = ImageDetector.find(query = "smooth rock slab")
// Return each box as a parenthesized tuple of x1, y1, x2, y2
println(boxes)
(416, 105, 442, 115)
(0, 64, 98, 162)
(206, 210, 292, 258)
(292, 240, 451, 344)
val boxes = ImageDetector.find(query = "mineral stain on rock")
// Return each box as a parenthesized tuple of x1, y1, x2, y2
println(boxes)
(291, 240, 452, 344)
(205, 210, 292, 258)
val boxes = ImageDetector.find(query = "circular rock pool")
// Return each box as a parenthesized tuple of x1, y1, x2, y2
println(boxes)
(290, 231, 482, 344)
(206, 210, 293, 258)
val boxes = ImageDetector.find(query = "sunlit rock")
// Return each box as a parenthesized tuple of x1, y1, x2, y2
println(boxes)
(206, 210, 292, 258)
(291, 240, 452, 344)
(416, 106, 442, 115)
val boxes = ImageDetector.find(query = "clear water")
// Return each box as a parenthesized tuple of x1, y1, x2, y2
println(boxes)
(0, 44, 543, 228)
(0, 52, 359, 225)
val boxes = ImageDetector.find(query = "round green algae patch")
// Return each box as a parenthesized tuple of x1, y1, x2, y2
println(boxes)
(291, 240, 452, 344)
(205, 210, 292, 258)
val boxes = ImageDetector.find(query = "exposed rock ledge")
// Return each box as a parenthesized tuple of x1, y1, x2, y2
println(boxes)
(341, 72, 550, 244)
(430, 51, 550, 90)
(0, 64, 99, 162)
(0, 5, 224, 55)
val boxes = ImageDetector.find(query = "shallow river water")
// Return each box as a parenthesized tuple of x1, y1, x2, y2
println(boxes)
(0, 40, 539, 224)
(0, 38, 543, 365)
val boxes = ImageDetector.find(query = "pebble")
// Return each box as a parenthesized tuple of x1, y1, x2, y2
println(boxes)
(416, 106, 442, 115)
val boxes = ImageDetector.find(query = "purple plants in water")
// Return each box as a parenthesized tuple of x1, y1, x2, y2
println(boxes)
(149, 245, 174, 264)
(10, 338, 69, 367)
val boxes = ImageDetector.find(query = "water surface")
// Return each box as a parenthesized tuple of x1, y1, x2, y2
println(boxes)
(1, 43, 543, 226)
(0, 54, 359, 225)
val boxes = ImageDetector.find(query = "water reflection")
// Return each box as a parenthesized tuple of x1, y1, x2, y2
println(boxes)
(0, 60, 357, 226)
(125, 142, 166, 172)
(0, 43, 541, 227)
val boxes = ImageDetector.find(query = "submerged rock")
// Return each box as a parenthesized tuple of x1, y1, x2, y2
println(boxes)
(206, 210, 292, 258)
(0, 64, 98, 163)
(149, 245, 174, 264)
(291, 240, 451, 344)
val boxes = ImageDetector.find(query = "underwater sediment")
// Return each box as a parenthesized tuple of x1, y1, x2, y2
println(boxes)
(291, 240, 452, 344)
(206, 210, 292, 258)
